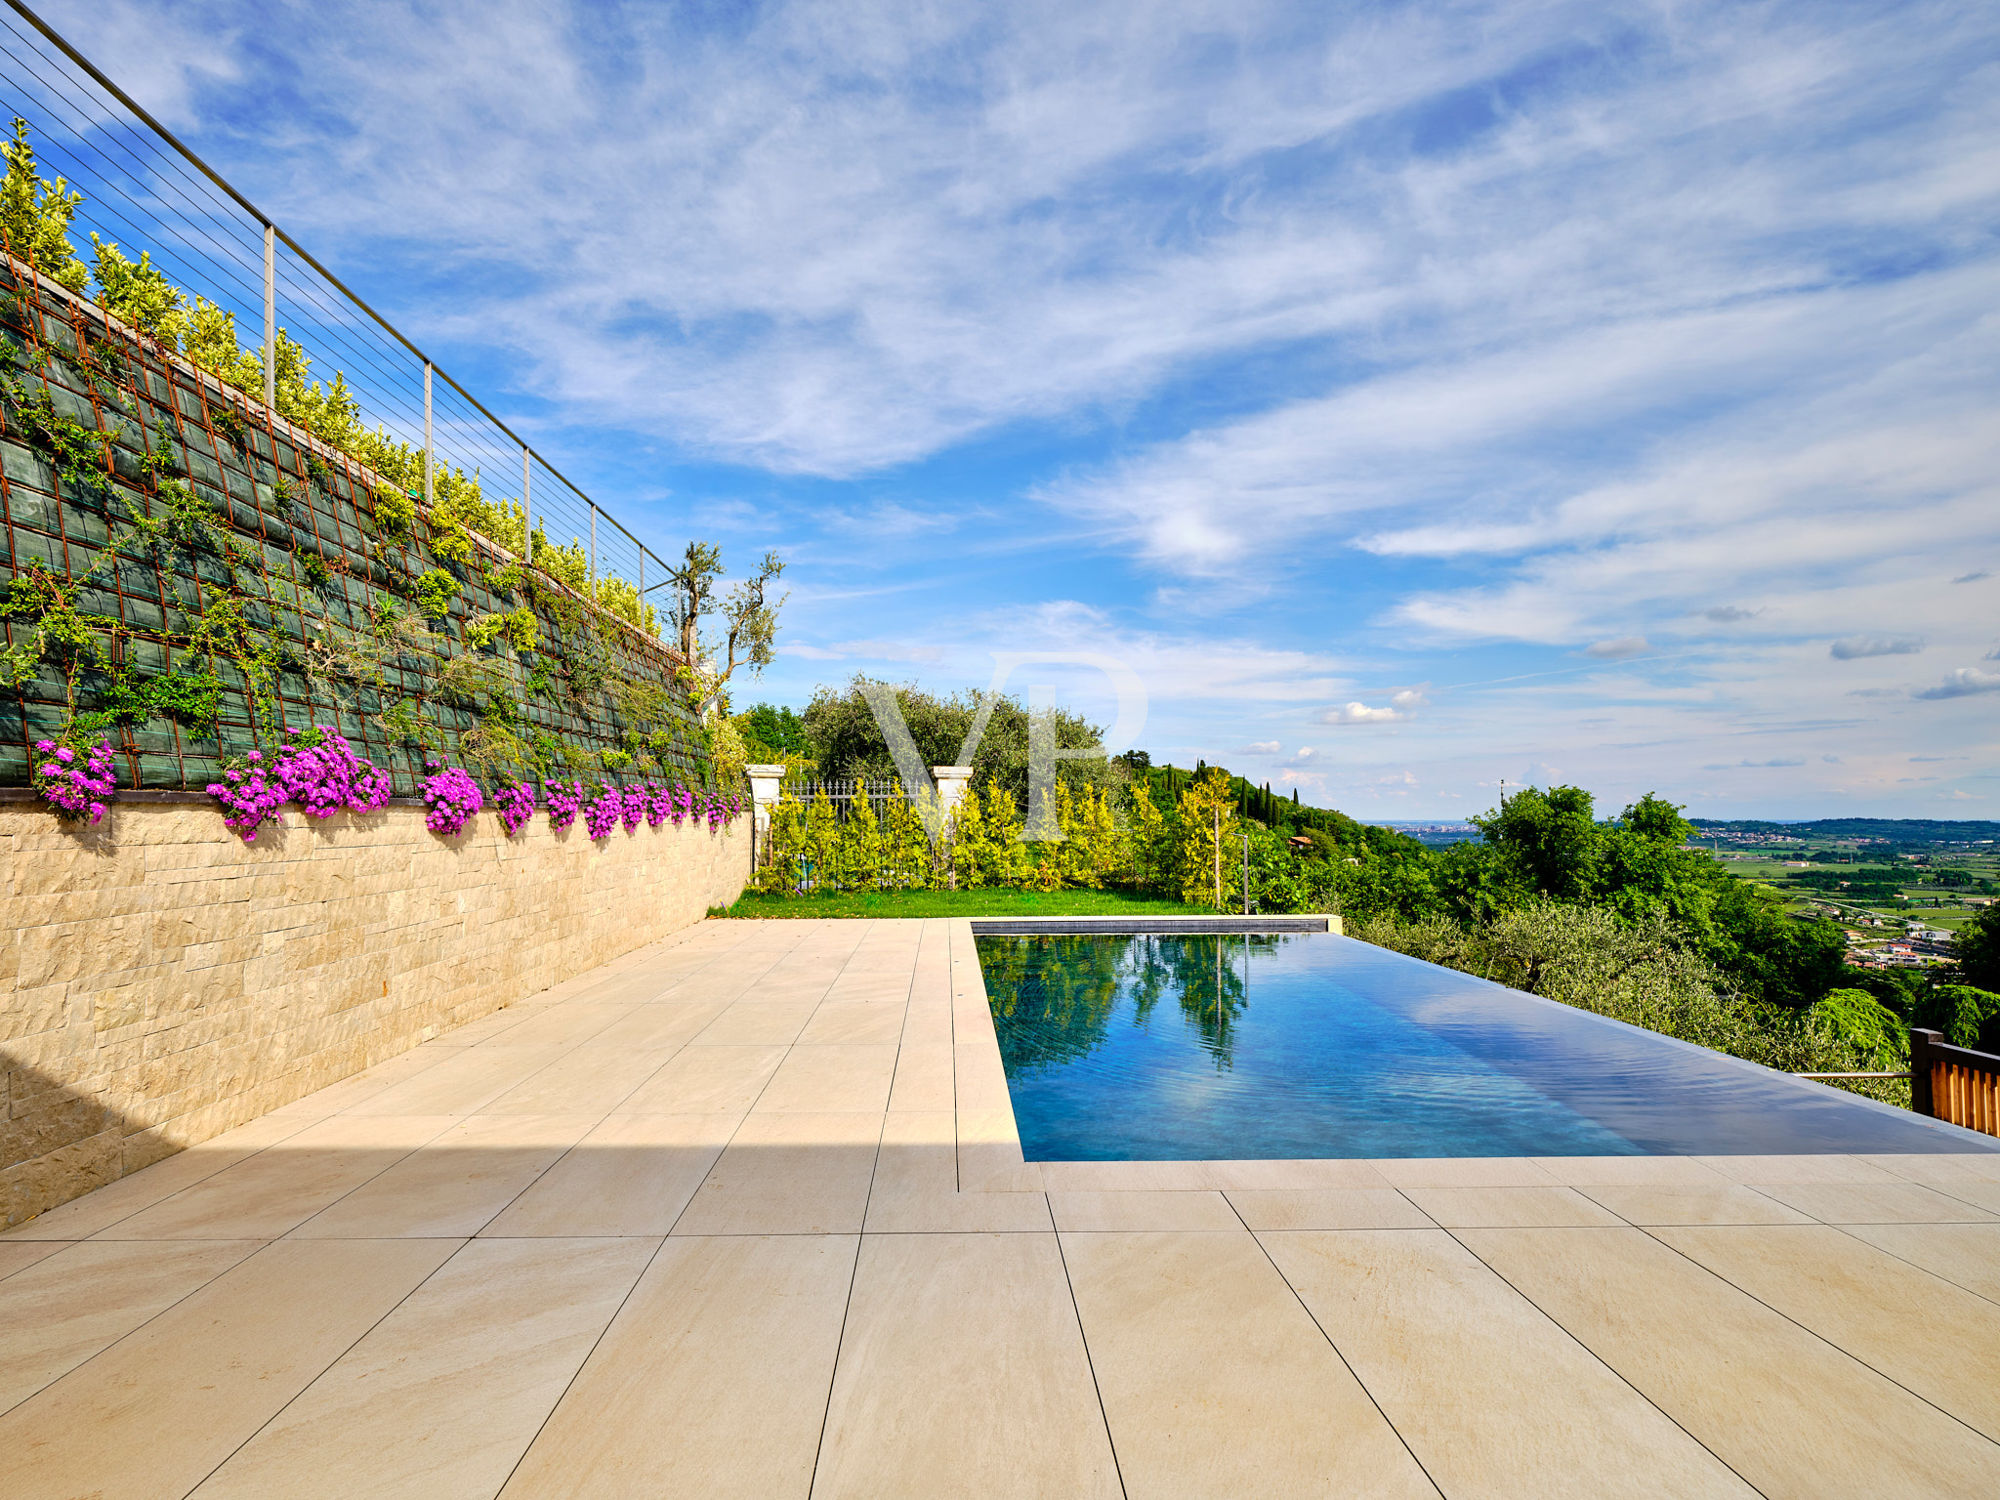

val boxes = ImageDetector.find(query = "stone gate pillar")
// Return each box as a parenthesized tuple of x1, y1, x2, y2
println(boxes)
(745, 764, 786, 862)
(931, 766, 973, 823)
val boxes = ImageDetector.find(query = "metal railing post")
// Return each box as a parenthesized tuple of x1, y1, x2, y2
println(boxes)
(521, 446, 532, 565)
(423, 362, 433, 507)
(589, 504, 597, 587)
(261, 223, 275, 411)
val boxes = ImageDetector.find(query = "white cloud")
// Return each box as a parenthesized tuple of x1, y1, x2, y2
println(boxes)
(1294, 747, 1316, 760)
(1390, 689, 1428, 711)
(1325, 702, 1403, 725)
(1244, 740, 1281, 755)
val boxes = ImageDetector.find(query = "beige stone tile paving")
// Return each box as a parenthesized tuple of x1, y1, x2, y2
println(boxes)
(1061, 1227, 1439, 1498)
(1652, 1223, 2000, 1441)
(189, 1237, 655, 1499)
(482, 1111, 738, 1238)
(90, 1115, 460, 1241)
(1835, 1220, 2000, 1302)
(1753, 1179, 2000, 1224)
(0, 1239, 263, 1412)
(1402, 1184, 1625, 1228)
(753, 1041, 900, 1113)
(1264, 1228, 1753, 1499)
(501, 1234, 857, 1499)
(0, 1238, 65, 1279)
(815, 1232, 1121, 1499)
(1048, 1188, 1241, 1231)
(1575, 1183, 1816, 1226)
(615, 1041, 787, 1114)
(10, 914, 2000, 1498)
(864, 1110, 1052, 1233)
(1225, 1186, 1434, 1230)
(671, 1110, 883, 1235)
(0, 1238, 458, 1500)
(1461, 1225, 2000, 1497)
(286, 1113, 596, 1239)
(474, 1044, 677, 1116)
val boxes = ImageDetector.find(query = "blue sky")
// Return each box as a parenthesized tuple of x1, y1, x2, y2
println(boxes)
(45, 0, 2000, 819)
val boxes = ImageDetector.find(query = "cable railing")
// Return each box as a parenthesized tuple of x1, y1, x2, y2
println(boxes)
(0, 0, 674, 639)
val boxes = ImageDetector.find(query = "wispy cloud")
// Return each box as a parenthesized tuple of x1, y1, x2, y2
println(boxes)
(1914, 667, 2000, 700)
(1583, 637, 1652, 660)
(1830, 635, 1925, 660)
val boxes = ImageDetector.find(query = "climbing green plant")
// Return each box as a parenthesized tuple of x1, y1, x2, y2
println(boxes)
(3, 372, 109, 496)
(0, 562, 106, 711)
(414, 567, 459, 620)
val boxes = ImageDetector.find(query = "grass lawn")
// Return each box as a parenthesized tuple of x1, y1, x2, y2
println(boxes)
(714, 887, 1209, 919)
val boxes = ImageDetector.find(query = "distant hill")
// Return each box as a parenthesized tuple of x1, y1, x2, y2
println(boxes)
(1691, 818, 2000, 845)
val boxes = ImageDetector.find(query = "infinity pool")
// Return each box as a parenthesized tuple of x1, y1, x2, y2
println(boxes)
(976, 930, 2000, 1159)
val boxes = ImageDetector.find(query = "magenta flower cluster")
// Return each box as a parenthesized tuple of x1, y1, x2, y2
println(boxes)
(617, 783, 645, 832)
(32, 738, 116, 824)
(701, 789, 744, 830)
(520, 776, 748, 848)
(421, 761, 485, 837)
(642, 780, 675, 828)
(494, 781, 536, 836)
(542, 778, 585, 831)
(582, 782, 622, 841)
(207, 726, 393, 842)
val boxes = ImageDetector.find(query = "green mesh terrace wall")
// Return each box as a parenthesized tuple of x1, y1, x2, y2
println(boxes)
(0, 257, 713, 793)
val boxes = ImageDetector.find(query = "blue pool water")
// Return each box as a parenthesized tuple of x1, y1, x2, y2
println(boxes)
(977, 931, 2000, 1159)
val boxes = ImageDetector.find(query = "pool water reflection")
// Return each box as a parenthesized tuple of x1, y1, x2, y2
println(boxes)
(977, 931, 2000, 1160)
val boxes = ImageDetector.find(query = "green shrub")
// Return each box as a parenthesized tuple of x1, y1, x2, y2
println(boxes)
(1912, 984, 2000, 1053)
(1812, 988, 1907, 1067)
(413, 568, 458, 620)
(373, 486, 415, 541)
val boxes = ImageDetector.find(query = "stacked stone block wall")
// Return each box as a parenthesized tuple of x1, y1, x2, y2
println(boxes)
(1, 798, 748, 1226)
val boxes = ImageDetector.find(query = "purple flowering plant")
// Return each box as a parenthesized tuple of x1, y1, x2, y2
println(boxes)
(618, 783, 646, 832)
(421, 760, 485, 837)
(207, 726, 393, 842)
(32, 737, 116, 824)
(494, 781, 536, 836)
(542, 778, 585, 831)
(582, 782, 622, 841)
(642, 780, 674, 828)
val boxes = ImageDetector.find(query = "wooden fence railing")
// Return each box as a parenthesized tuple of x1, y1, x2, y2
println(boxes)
(1910, 1029, 2000, 1137)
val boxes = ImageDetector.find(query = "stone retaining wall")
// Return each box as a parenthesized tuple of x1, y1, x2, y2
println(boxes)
(1, 798, 748, 1225)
